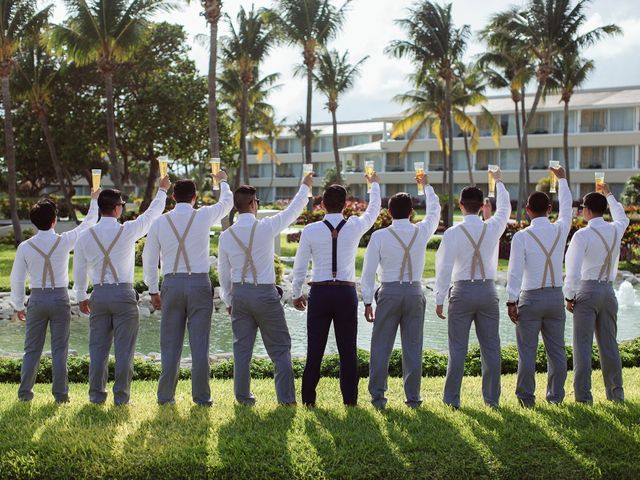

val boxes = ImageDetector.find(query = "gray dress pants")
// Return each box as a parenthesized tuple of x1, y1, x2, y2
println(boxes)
(18, 288, 71, 402)
(231, 283, 295, 405)
(444, 280, 501, 408)
(157, 273, 213, 405)
(573, 280, 624, 403)
(515, 287, 567, 406)
(88, 284, 139, 405)
(369, 282, 426, 409)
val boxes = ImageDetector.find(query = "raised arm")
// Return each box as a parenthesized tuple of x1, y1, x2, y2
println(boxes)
(553, 168, 573, 236)
(361, 232, 382, 305)
(125, 176, 170, 240)
(62, 190, 101, 247)
(202, 174, 234, 226)
(291, 228, 312, 300)
(604, 185, 630, 237)
(434, 228, 455, 307)
(263, 180, 311, 236)
(506, 232, 526, 303)
(217, 236, 233, 308)
(563, 231, 587, 301)
(418, 184, 441, 237)
(352, 179, 381, 235)
(487, 177, 511, 231)
(142, 220, 162, 295)
(73, 239, 91, 303)
(9, 245, 28, 312)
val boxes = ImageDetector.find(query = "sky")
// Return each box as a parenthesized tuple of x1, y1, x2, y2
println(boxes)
(53, 0, 640, 124)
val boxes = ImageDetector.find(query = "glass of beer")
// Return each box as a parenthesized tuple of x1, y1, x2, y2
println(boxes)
(365, 160, 375, 193)
(549, 160, 560, 193)
(414, 161, 426, 196)
(158, 156, 169, 178)
(595, 172, 605, 193)
(488, 164, 499, 198)
(210, 158, 221, 191)
(303, 163, 313, 197)
(91, 169, 101, 192)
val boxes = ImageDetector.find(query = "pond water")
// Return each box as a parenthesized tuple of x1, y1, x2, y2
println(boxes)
(1, 283, 638, 358)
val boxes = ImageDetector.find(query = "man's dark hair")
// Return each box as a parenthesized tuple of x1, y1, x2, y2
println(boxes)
(173, 179, 197, 203)
(98, 189, 125, 215)
(388, 192, 413, 219)
(460, 186, 484, 214)
(234, 185, 257, 211)
(322, 184, 347, 213)
(30, 199, 57, 231)
(527, 191, 551, 215)
(583, 192, 608, 216)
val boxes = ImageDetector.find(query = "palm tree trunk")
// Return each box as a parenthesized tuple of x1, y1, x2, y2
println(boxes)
(268, 155, 276, 202)
(445, 76, 455, 228)
(208, 18, 220, 158)
(330, 107, 342, 185)
(140, 146, 159, 212)
(37, 108, 77, 223)
(563, 98, 571, 188)
(514, 100, 524, 223)
(462, 131, 474, 185)
(240, 83, 250, 185)
(520, 87, 530, 188)
(1, 74, 22, 245)
(304, 64, 313, 166)
(440, 117, 447, 195)
(103, 71, 123, 191)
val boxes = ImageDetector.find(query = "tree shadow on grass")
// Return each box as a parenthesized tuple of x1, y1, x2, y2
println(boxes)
(536, 402, 640, 479)
(215, 404, 296, 479)
(461, 406, 597, 480)
(303, 406, 407, 479)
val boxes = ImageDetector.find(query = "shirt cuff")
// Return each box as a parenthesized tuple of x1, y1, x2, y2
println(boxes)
(435, 293, 446, 306)
(76, 291, 89, 303)
(9, 299, 25, 311)
(362, 293, 374, 305)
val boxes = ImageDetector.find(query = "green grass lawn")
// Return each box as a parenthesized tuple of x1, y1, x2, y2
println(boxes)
(1, 370, 639, 479)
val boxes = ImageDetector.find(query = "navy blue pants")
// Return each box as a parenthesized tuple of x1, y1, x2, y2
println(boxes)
(301, 285, 359, 405)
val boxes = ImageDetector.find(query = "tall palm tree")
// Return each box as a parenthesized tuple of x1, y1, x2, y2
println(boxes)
(264, 0, 351, 169)
(15, 10, 78, 222)
(222, 5, 276, 185)
(0, 0, 49, 245)
(50, 0, 175, 191)
(387, 1, 469, 227)
(547, 52, 594, 187)
(253, 114, 285, 203)
(312, 48, 368, 185)
(201, 0, 222, 159)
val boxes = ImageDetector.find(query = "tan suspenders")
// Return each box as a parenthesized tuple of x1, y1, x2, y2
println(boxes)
(459, 223, 488, 281)
(165, 210, 198, 274)
(228, 221, 259, 285)
(27, 236, 62, 288)
(526, 228, 562, 288)
(387, 226, 419, 284)
(591, 228, 618, 281)
(89, 226, 124, 285)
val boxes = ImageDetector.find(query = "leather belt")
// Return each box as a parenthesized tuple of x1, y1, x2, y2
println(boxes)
(309, 281, 356, 287)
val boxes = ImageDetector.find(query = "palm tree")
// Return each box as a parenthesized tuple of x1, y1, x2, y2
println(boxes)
(264, 0, 351, 169)
(387, 1, 470, 227)
(15, 10, 78, 222)
(0, 0, 49, 245)
(311, 48, 368, 185)
(221, 5, 276, 185)
(50, 0, 175, 191)
(201, 0, 222, 159)
(547, 52, 594, 187)
(253, 114, 285, 203)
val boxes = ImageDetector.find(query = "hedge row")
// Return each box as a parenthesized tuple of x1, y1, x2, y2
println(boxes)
(1, 337, 639, 383)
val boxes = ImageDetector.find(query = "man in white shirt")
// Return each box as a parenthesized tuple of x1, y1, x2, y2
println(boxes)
(361, 176, 440, 409)
(10, 190, 100, 402)
(218, 174, 313, 406)
(292, 173, 381, 407)
(74, 175, 171, 405)
(435, 169, 510, 409)
(143, 172, 232, 406)
(506, 166, 571, 407)
(564, 184, 630, 403)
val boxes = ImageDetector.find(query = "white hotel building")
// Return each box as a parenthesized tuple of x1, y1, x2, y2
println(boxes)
(247, 85, 640, 202)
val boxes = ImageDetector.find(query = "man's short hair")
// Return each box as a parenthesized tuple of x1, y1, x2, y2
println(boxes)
(173, 179, 197, 203)
(322, 184, 347, 213)
(30, 199, 57, 231)
(234, 185, 257, 211)
(583, 192, 608, 216)
(527, 191, 551, 215)
(388, 192, 413, 219)
(460, 186, 484, 214)
(98, 189, 125, 215)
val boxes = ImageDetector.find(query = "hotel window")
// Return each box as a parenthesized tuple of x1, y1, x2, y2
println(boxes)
(386, 153, 405, 172)
(551, 111, 577, 134)
(385, 183, 403, 196)
(289, 139, 302, 154)
(528, 113, 550, 134)
(276, 163, 298, 178)
(581, 110, 607, 132)
(477, 115, 493, 137)
(609, 108, 635, 132)
(527, 149, 549, 170)
(580, 147, 606, 169)
(371, 133, 383, 142)
(500, 149, 520, 170)
(276, 139, 289, 154)
(476, 150, 498, 171)
(320, 137, 333, 152)
(363, 153, 383, 172)
(352, 134, 371, 146)
(311, 138, 321, 153)
(552, 148, 576, 169)
(404, 183, 419, 196)
(429, 151, 445, 171)
(338, 135, 353, 148)
(248, 165, 261, 177)
(453, 151, 467, 171)
(500, 114, 517, 136)
(407, 152, 425, 170)
(609, 146, 634, 169)
(275, 187, 297, 200)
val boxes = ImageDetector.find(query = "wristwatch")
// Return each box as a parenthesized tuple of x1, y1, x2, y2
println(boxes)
(506, 301, 516, 307)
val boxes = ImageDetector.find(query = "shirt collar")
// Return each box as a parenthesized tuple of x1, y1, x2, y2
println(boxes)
(588, 217, 606, 227)
(98, 217, 120, 225)
(174, 203, 194, 212)
(391, 219, 412, 227)
(530, 217, 551, 226)
(462, 214, 483, 224)
(35, 228, 57, 237)
(323, 213, 345, 226)
(236, 213, 257, 225)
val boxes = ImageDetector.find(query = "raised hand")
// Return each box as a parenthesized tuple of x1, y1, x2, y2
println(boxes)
(213, 169, 228, 184)
(489, 168, 502, 182)
(550, 165, 566, 179)
(91, 188, 101, 200)
(366, 172, 380, 184)
(159, 174, 171, 192)
(302, 173, 314, 188)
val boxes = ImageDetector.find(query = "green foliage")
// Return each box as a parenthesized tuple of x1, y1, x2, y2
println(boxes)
(0, 228, 34, 245)
(274, 254, 285, 285)
(535, 176, 551, 193)
(622, 174, 640, 206)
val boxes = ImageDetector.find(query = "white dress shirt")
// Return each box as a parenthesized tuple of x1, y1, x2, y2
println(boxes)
(434, 181, 511, 305)
(9, 200, 99, 309)
(218, 184, 310, 306)
(507, 178, 573, 302)
(361, 185, 441, 304)
(142, 182, 233, 294)
(563, 194, 629, 300)
(292, 182, 382, 299)
(73, 190, 167, 301)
